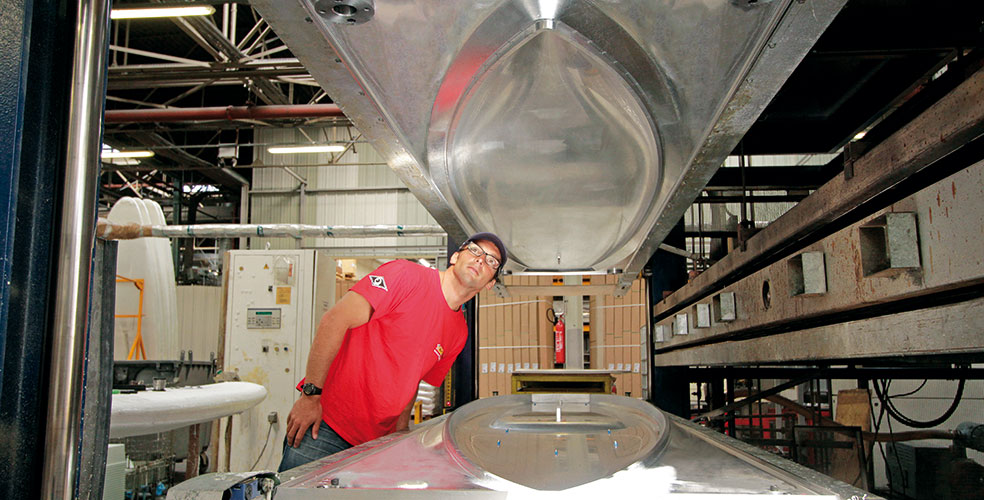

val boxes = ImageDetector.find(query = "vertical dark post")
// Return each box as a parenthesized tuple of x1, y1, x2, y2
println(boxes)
(709, 377, 726, 415)
(0, 0, 77, 497)
(454, 296, 477, 408)
(78, 240, 117, 500)
(645, 222, 689, 417)
(726, 377, 736, 437)
(182, 193, 205, 283)
(172, 179, 182, 279)
(186, 424, 201, 480)
(447, 237, 476, 409)
(650, 367, 691, 418)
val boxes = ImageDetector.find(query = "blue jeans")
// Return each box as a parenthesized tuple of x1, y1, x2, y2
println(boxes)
(278, 420, 353, 472)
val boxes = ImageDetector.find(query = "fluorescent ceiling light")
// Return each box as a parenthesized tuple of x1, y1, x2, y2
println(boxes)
(853, 131, 867, 141)
(111, 5, 216, 20)
(102, 150, 154, 159)
(268, 145, 346, 154)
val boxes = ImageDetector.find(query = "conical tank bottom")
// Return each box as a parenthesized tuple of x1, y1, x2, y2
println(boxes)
(447, 26, 662, 270)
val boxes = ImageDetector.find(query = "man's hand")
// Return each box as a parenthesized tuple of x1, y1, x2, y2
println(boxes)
(286, 395, 322, 447)
(287, 292, 372, 448)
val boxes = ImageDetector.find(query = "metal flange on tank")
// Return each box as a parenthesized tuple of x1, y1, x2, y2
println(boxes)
(313, 0, 374, 25)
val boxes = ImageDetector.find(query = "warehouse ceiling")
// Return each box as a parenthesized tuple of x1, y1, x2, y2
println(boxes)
(102, 0, 347, 220)
(100, 0, 984, 225)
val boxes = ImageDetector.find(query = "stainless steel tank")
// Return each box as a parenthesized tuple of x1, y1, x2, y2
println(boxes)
(252, 0, 846, 292)
(273, 394, 870, 498)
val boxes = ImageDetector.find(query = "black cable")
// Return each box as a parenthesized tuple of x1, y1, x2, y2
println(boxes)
(875, 378, 965, 428)
(855, 386, 889, 488)
(889, 379, 927, 398)
(882, 387, 906, 497)
(546, 307, 557, 325)
(249, 422, 274, 470)
(868, 380, 905, 495)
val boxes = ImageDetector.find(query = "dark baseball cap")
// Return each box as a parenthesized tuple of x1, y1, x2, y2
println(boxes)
(463, 232, 507, 272)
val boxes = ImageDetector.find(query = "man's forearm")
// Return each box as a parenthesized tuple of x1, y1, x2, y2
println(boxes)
(304, 313, 349, 387)
(396, 397, 415, 431)
(303, 292, 372, 388)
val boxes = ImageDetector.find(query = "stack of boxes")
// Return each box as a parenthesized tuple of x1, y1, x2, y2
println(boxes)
(477, 275, 646, 398)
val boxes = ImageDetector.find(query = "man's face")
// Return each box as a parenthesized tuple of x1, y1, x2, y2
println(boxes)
(450, 240, 500, 289)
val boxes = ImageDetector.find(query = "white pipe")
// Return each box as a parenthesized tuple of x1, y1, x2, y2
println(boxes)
(96, 219, 446, 240)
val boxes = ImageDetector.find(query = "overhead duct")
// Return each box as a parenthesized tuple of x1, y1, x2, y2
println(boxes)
(251, 0, 846, 294)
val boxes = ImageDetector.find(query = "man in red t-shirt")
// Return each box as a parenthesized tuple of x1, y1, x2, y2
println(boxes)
(278, 233, 507, 472)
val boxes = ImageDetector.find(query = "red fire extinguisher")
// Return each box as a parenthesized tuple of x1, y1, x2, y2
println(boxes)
(553, 315, 566, 365)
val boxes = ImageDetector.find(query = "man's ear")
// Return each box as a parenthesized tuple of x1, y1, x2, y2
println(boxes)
(484, 277, 496, 290)
(449, 251, 459, 265)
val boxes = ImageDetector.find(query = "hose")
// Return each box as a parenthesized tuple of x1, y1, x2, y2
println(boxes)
(875, 378, 965, 429)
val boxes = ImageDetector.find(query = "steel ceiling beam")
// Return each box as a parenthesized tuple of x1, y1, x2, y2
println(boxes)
(172, 15, 290, 105)
(126, 132, 247, 187)
(104, 103, 342, 123)
(653, 63, 984, 320)
(107, 65, 310, 90)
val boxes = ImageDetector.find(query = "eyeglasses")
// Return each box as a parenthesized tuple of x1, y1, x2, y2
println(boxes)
(461, 241, 500, 271)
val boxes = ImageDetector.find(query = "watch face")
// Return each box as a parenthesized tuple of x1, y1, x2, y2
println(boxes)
(303, 383, 321, 395)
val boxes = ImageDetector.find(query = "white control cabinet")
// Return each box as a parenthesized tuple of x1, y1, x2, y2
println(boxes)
(221, 249, 336, 471)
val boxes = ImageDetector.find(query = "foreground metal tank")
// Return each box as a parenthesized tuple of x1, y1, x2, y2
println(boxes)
(251, 0, 846, 293)
(265, 395, 868, 498)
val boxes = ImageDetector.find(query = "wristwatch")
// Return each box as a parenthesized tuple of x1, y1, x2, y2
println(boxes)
(301, 382, 322, 396)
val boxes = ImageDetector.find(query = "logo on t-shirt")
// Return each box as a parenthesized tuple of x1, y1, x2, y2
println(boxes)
(368, 275, 387, 291)
(434, 344, 444, 360)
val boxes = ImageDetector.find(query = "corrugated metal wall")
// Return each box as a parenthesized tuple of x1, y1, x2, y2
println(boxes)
(250, 127, 444, 251)
(175, 285, 224, 360)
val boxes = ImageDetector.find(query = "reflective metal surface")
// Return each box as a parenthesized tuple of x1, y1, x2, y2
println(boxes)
(41, 0, 111, 496)
(252, 0, 845, 287)
(271, 394, 871, 498)
(447, 394, 668, 490)
(444, 22, 661, 271)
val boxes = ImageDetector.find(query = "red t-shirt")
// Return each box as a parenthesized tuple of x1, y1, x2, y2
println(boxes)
(319, 260, 467, 445)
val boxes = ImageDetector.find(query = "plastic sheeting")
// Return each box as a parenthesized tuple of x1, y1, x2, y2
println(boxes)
(110, 381, 267, 438)
(108, 197, 179, 360)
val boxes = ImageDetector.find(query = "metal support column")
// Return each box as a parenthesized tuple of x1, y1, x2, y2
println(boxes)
(449, 237, 477, 409)
(239, 183, 250, 249)
(78, 240, 117, 500)
(0, 0, 88, 497)
(297, 183, 306, 249)
(172, 178, 182, 277)
(41, 0, 111, 496)
(646, 222, 689, 416)
(562, 275, 584, 370)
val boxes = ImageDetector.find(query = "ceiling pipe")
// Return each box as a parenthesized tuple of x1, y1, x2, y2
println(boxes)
(104, 103, 343, 123)
(95, 219, 446, 239)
